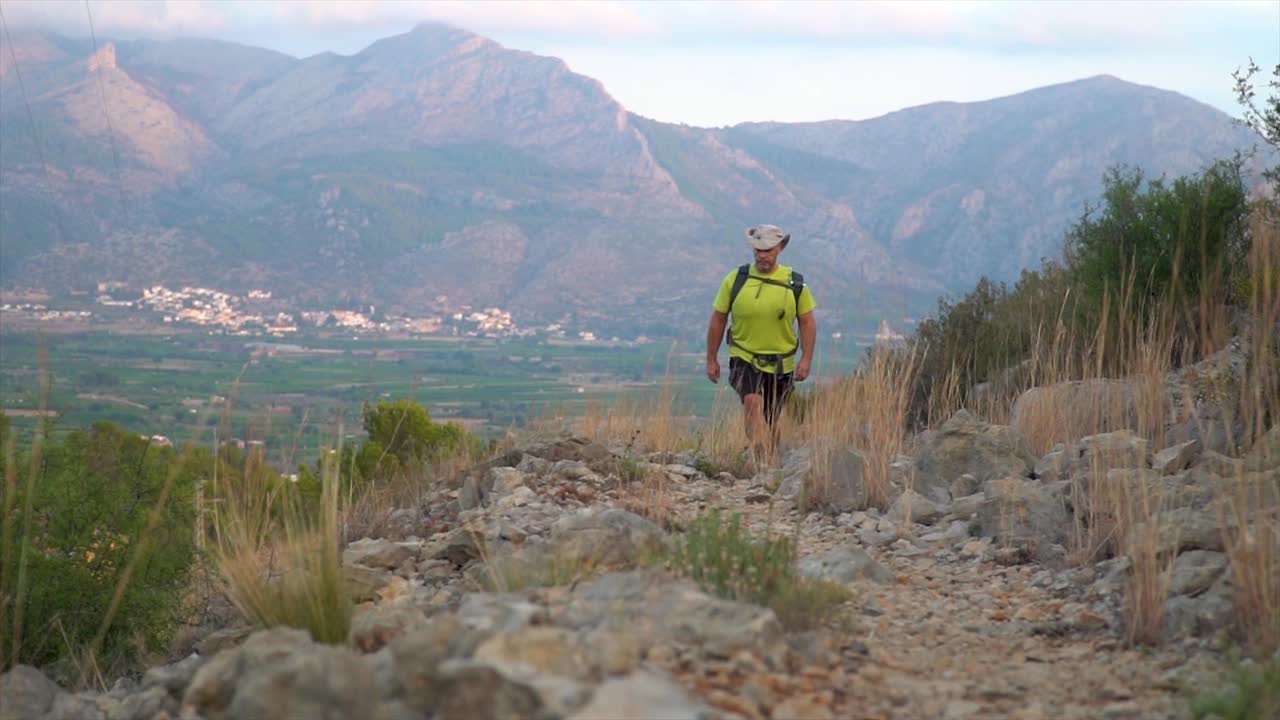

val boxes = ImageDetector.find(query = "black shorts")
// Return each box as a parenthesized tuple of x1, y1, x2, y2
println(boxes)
(729, 356, 794, 425)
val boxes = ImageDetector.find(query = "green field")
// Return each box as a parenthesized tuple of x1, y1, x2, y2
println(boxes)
(0, 327, 868, 466)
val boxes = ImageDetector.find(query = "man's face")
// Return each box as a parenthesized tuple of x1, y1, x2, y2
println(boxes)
(753, 243, 783, 273)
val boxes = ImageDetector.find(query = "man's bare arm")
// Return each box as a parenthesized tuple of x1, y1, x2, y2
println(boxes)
(706, 310, 728, 382)
(796, 311, 816, 381)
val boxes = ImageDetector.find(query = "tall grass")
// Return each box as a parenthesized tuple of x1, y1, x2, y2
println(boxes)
(213, 434, 350, 644)
(1216, 207, 1280, 653)
(792, 345, 918, 510)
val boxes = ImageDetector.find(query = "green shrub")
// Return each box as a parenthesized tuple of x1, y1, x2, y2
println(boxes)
(1, 422, 198, 673)
(615, 454, 646, 484)
(1066, 159, 1250, 317)
(1190, 655, 1280, 720)
(659, 509, 851, 630)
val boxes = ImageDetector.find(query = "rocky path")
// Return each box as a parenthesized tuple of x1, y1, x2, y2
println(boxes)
(3, 429, 1254, 720)
(649, 469, 1232, 720)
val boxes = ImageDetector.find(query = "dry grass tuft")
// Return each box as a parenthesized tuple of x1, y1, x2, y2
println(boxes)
(213, 439, 351, 644)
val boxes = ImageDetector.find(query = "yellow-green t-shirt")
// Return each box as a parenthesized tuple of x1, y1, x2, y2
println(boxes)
(712, 264, 816, 374)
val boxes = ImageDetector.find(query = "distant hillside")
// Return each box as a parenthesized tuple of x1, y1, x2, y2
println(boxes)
(0, 24, 1269, 338)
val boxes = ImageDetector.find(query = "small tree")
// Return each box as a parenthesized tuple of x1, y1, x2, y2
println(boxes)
(1065, 159, 1250, 317)
(1233, 58, 1280, 184)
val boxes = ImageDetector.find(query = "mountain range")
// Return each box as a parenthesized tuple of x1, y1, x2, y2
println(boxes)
(0, 23, 1269, 338)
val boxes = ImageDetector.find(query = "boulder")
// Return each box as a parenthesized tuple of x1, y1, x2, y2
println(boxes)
(1167, 550, 1229, 597)
(886, 489, 946, 526)
(1011, 379, 1149, 448)
(435, 658, 590, 720)
(1152, 439, 1203, 476)
(141, 653, 206, 700)
(549, 508, 665, 568)
(1073, 431, 1151, 474)
(1125, 507, 1229, 558)
(796, 546, 893, 585)
(559, 571, 787, 669)
(0, 665, 61, 720)
(184, 628, 378, 720)
(1163, 574, 1235, 641)
(344, 538, 418, 571)
(914, 410, 1036, 497)
(568, 671, 713, 720)
(975, 477, 1072, 565)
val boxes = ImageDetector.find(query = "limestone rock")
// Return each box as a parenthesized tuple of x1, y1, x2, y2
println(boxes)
(568, 671, 712, 720)
(184, 628, 377, 720)
(796, 546, 893, 585)
(914, 410, 1036, 497)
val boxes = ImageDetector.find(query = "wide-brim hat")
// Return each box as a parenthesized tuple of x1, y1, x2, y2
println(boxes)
(746, 224, 789, 251)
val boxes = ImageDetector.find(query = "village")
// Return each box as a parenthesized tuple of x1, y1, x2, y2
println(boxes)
(0, 282, 626, 344)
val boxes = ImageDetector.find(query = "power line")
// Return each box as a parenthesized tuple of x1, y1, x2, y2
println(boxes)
(83, 0, 130, 224)
(0, 2, 75, 251)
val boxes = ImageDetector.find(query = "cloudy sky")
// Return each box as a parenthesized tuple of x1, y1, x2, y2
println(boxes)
(6, 0, 1278, 127)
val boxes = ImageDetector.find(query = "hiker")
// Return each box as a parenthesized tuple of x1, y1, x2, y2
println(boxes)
(705, 224, 817, 464)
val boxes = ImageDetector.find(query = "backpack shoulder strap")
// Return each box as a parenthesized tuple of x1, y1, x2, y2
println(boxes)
(728, 264, 751, 312)
(789, 270, 804, 310)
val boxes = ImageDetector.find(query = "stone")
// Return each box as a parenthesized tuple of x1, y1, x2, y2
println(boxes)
(0, 665, 61, 720)
(390, 616, 483, 715)
(429, 526, 485, 567)
(796, 546, 893, 585)
(1167, 550, 1229, 597)
(183, 628, 378, 720)
(914, 410, 1037, 497)
(1034, 446, 1071, 483)
(1011, 380, 1150, 447)
(946, 493, 984, 521)
(473, 626, 595, 681)
(951, 473, 980, 498)
(1074, 431, 1151, 473)
(141, 653, 206, 699)
(1163, 574, 1235, 640)
(975, 477, 1071, 564)
(857, 527, 896, 547)
(436, 658, 590, 719)
(345, 563, 393, 603)
(821, 446, 872, 512)
(552, 459, 594, 480)
(560, 571, 787, 670)
(921, 520, 971, 546)
(194, 627, 253, 656)
(549, 508, 666, 568)
(350, 604, 430, 653)
(1152, 439, 1202, 475)
(887, 489, 945, 526)
(344, 538, 418, 570)
(1126, 507, 1228, 558)
(568, 671, 712, 720)
(111, 685, 174, 720)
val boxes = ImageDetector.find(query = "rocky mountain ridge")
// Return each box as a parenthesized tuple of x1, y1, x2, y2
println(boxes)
(0, 24, 1269, 337)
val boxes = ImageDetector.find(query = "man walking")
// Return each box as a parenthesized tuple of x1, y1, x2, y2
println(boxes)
(705, 224, 817, 465)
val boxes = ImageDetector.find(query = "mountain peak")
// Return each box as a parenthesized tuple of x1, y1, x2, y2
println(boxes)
(87, 41, 117, 71)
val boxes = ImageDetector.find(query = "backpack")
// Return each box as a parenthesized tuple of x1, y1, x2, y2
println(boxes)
(726, 264, 805, 371)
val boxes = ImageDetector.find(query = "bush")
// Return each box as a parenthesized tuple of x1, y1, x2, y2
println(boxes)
(1190, 654, 1280, 720)
(1066, 159, 1250, 317)
(1, 422, 198, 673)
(659, 509, 851, 630)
